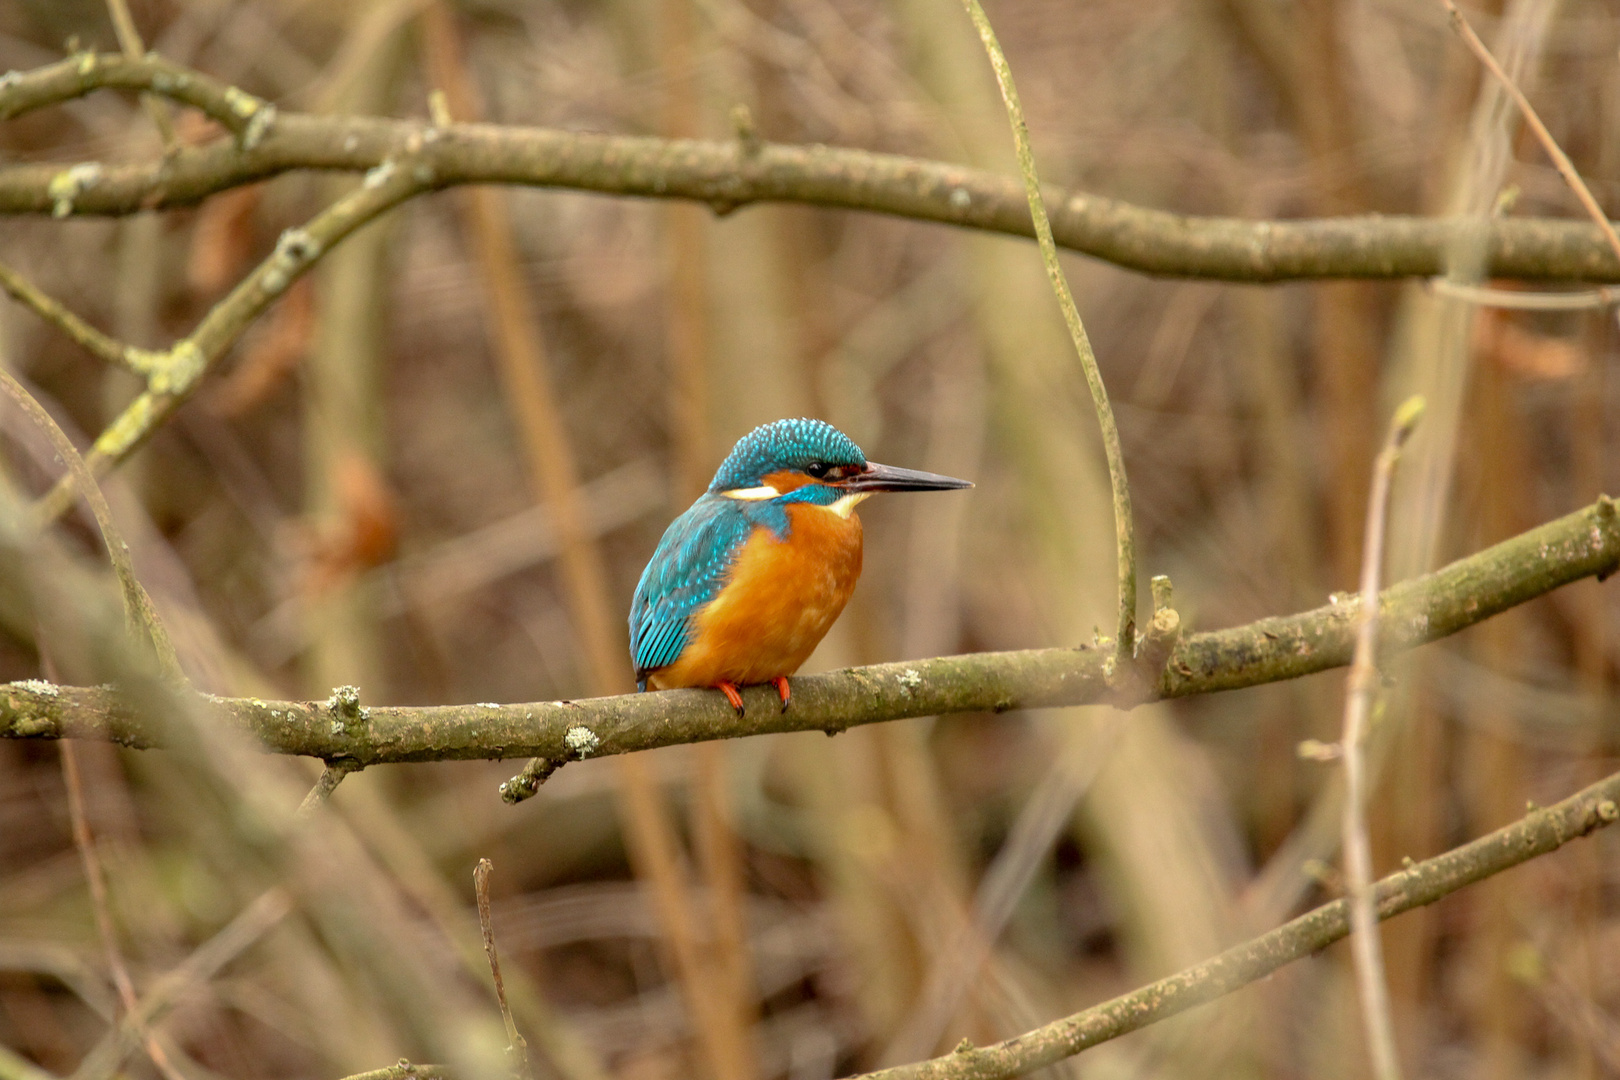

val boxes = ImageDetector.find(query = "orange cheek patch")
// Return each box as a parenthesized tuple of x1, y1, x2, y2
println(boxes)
(762, 470, 816, 494)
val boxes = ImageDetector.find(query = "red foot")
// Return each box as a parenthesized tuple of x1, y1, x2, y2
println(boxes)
(716, 681, 745, 716)
(771, 676, 791, 713)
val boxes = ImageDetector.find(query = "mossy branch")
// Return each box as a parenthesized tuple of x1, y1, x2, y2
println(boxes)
(4, 497, 1614, 767)
(0, 53, 1616, 283)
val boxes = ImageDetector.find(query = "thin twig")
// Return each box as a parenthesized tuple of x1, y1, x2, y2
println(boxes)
(0, 369, 181, 679)
(102, 0, 177, 151)
(1340, 395, 1425, 1080)
(955, 0, 1137, 663)
(1440, 0, 1620, 267)
(1426, 278, 1620, 310)
(851, 764, 1620, 1080)
(58, 736, 185, 1080)
(0, 259, 161, 376)
(295, 759, 361, 816)
(473, 859, 529, 1078)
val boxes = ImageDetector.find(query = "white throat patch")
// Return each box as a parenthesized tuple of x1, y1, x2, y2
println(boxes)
(826, 492, 870, 518)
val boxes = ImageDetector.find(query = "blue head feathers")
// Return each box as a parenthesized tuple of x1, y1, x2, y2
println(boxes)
(708, 418, 866, 493)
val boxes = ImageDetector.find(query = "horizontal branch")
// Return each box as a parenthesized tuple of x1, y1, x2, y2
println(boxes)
(4, 498, 1614, 766)
(854, 765, 1620, 1079)
(0, 53, 1617, 282)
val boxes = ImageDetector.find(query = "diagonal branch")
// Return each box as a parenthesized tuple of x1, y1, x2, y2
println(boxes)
(851, 765, 1620, 1079)
(0, 54, 1617, 283)
(29, 141, 432, 523)
(4, 496, 1615, 765)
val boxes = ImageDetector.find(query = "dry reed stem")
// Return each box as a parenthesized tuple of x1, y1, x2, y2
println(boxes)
(1439, 0, 1620, 268)
(68, 888, 292, 1080)
(1340, 396, 1425, 1080)
(58, 738, 185, 1080)
(661, 0, 760, 1056)
(955, 0, 1137, 664)
(474, 859, 530, 1078)
(420, 10, 756, 1079)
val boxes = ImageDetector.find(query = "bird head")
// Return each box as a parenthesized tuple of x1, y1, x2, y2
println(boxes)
(708, 419, 971, 513)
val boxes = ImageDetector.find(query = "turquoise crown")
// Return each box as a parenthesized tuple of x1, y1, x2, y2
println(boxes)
(708, 419, 865, 493)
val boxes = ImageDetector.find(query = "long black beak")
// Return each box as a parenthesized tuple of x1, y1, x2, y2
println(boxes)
(840, 461, 974, 493)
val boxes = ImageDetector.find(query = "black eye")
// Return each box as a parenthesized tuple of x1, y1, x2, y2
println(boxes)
(804, 462, 829, 479)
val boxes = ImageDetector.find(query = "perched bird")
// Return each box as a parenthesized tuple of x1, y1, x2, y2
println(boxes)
(630, 418, 972, 713)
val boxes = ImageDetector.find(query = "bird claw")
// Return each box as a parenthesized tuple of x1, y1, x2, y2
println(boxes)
(772, 676, 791, 713)
(717, 681, 745, 717)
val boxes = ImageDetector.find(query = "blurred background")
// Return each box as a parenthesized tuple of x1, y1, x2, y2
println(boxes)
(0, 0, 1617, 1077)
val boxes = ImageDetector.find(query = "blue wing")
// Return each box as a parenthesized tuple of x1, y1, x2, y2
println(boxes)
(630, 495, 786, 686)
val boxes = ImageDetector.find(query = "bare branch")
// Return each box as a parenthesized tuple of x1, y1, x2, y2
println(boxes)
(336, 1065, 455, 1080)
(295, 759, 361, 816)
(0, 54, 1616, 283)
(473, 859, 530, 1078)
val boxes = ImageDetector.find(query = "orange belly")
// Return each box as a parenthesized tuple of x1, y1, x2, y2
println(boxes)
(647, 503, 863, 689)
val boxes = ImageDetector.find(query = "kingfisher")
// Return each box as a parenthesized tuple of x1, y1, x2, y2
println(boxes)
(629, 418, 972, 714)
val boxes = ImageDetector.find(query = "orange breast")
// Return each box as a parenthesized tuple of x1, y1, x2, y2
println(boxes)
(647, 503, 863, 690)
